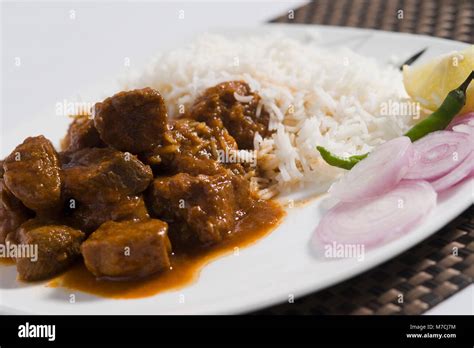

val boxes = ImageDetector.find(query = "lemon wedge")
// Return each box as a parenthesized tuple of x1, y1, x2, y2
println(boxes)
(403, 45, 474, 114)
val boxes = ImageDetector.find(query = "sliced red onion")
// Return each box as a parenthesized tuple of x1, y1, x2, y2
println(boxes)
(449, 112, 474, 136)
(404, 131, 472, 181)
(313, 181, 437, 251)
(329, 136, 414, 202)
(447, 112, 474, 130)
(452, 124, 474, 135)
(430, 151, 474, 192)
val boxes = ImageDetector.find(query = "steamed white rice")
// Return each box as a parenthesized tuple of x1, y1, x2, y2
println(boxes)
(124, 32, 415, 198)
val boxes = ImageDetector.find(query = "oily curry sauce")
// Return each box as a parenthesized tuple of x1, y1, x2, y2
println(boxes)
(1, 83, 285, 298)
(49, 200, 284, 299)
(0, 257, 15, 265)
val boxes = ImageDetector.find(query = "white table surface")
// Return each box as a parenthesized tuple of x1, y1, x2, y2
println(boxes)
(1, 0, 471, 315)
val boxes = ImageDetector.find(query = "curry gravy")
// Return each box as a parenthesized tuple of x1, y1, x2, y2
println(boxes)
(49, 200, 284, 299)
(0, 257, 15, 265)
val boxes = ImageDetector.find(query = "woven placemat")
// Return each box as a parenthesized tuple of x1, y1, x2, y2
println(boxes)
(270, 0, 474, 43)
(258, 206, 473, 315)
(258, 0, 474, 315)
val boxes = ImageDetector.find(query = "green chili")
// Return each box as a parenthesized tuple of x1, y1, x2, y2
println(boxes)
(404, 70, 474, 142)
(317, 70, 474, 170)
(316, 146, 368, 170)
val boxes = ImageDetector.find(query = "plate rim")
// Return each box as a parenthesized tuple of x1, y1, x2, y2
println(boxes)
(1, 23, 472, 315)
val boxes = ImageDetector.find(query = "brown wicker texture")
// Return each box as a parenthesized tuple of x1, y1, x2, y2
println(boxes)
(259, 0, 474, 315)
(258, 206, 473, 315)
(271, 0, 474, 43)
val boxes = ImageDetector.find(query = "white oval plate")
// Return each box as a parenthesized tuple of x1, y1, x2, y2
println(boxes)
(0, 24, 472, 314)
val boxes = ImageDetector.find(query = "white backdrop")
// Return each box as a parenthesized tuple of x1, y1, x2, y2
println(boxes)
(1, 0, 471, 315)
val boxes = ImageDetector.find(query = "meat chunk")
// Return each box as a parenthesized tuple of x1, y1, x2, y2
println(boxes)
(15, 219, 85, 281)
(143, 118, 244, 176)
(147, 171, 256, 245)
(61, 115, 104, 152)
(93, 88, 168, 153)
(0, 180, 31, 245)
(63, 148, 152, 204)
(189, 81, 271, 149)
(67, 195, 149, 234)
(3, 136, 62, 212)
(81, 219, 171, 279)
